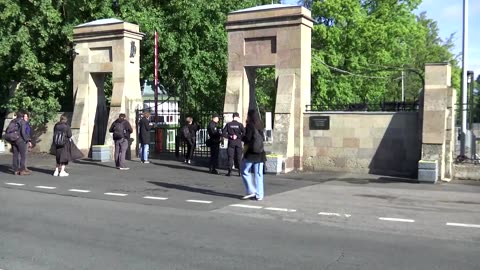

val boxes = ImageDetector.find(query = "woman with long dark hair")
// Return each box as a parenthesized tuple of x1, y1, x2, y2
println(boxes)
(241, 109, 266, 200)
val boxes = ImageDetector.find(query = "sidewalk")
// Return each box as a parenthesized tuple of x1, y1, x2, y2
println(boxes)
(1, 152, 479, 195)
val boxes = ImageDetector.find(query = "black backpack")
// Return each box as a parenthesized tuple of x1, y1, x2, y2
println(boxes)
(180, 125, 191, 141)
(250, 129, 264, 154)
(3, 119, 20, 143)
(53, 130, 66, 146)
(113, 121, 126, 140)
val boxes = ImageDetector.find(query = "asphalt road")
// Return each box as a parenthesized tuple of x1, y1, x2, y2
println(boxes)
(1, 187, 480, 270)
(1, 153, 480, 269)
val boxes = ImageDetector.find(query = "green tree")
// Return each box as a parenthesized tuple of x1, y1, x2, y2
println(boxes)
(300, 0, 460, 107)
(0, 0, 277, 126)
(0, 0, 70, 125)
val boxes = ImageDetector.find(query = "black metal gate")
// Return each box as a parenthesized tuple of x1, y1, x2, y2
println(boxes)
(135, 80, 225, 160)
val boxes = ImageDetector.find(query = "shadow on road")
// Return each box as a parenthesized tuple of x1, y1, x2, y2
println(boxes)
(148, 181, 242, 199)
(0, 164, 13, 174)
(151, 161, 211, 174)
(27, 166, 54, 175)
(73, 159, 117, 169)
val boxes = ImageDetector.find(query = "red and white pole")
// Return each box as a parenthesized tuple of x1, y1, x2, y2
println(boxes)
(154, 31, 159, 122)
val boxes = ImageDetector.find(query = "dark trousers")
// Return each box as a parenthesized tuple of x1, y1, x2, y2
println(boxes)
(227, 142, 242, 170)
(12, 141, 27, 171)
(114, 139, 128, 168)
(55, 146, 68, 165)
(185, 140, 195, 160)
(209, 143, 220, 170)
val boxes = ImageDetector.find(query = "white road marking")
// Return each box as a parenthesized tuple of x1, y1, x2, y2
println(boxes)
(446, 222, 480, 228)
(35, 186, 56, 190)
(318, 212, 342, 217)
(104, 192, 128, 197)
(344, 214, 352, 218)
(143, 196, 168, 200)
(265, 207, 296, 213)
(230, 204, 263, 209)
(5, 182, 25, 186)
(186, 199, 212, 204)
(379, 217, 415, 223)
(68, 189, 90, 193)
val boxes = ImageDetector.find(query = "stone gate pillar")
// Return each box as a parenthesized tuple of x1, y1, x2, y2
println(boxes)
(224, 5, 313, 172)
(418, 63, 456, 182)
(72, 19, 145, 156)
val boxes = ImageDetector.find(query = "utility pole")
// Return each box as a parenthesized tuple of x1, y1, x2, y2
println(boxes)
(154, 31, 158, 123)
(460, 0, 469, 157)
(401, 70, 405, 102)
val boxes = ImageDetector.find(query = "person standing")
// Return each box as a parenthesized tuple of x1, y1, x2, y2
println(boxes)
(207, 113, 222, 174)
(109, 113, 133, 170)
(223, 112, 245, 176)
(22, 112, 32, 173)
(10, 111, 31, 176)
(52, 115, 73, 177)
(138, 111, 153, 164)
(240, 110, 266, 201)
(181, 116, 200, 164)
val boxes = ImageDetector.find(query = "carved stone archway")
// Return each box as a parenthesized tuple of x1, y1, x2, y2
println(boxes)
(224, 5, 313, 172)
(71, 19, 144, 155)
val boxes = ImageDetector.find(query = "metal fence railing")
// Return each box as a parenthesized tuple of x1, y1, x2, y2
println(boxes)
(136, 107, 227, 159)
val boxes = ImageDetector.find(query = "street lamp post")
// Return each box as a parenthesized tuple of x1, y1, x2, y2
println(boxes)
(460, 0, 469, 157)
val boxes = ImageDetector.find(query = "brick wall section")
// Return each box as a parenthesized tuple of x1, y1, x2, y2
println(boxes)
(303, 112, 421, 177)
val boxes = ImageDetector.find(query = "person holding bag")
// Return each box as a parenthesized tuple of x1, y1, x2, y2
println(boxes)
(240, 110, 267, 201)
(52, 115, 83, 176)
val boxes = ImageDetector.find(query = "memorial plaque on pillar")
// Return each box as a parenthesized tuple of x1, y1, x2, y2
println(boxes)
(309, 116, 330, 130)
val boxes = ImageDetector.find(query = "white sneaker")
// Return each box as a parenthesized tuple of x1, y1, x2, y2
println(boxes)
(59, 171, 69, 177)
(187, 160, 191, 164)
(143, 161, 150, 164)
(53, 169, 59, 177)
(119, 167, 130, 170)
(241, 194, 256, 200)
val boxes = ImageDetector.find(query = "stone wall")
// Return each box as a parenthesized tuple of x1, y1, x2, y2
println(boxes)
(303, 112, 421, 177)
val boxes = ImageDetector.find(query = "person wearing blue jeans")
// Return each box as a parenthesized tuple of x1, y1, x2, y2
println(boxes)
(240, 110, 267, 201)
(138, 111, 152, 163)
(141, 143, 149, 163)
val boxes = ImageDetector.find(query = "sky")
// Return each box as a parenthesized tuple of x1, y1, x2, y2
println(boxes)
(282, 0, 480, 78)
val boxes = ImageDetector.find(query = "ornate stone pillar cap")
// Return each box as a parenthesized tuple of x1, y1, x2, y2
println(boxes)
(227, 4, 314, 30)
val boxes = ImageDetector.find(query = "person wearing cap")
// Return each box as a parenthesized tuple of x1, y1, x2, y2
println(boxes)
(207, 113, 222, 174)
(222, 112, 245, 176)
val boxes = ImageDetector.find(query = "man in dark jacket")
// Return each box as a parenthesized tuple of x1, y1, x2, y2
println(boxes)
(11, 111, 32, 175)
(207, 113, 222, 174)
(182, 116, 200, 164)
(109, 113, 133, 170)
(223, 112, 245, 176)
(138, 111, 153, 164)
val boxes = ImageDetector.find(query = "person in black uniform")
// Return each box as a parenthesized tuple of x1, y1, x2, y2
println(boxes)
(222, 112, 245, 176)
(207, 113, 222, 174)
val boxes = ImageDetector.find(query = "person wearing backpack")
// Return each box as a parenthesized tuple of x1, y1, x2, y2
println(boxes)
(109, 113, 133, 170)
(181, 116, 200, 164)
(52, 115, 72, 177)
(240, 109, 266, 201)
(138, 111, 153, 164)
(5, 111, 32, 175)
(222, 112, 245, 176)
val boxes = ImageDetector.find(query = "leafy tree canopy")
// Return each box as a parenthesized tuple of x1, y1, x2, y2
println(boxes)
(0, 0, 462, 126)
